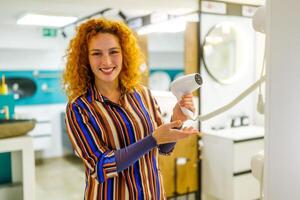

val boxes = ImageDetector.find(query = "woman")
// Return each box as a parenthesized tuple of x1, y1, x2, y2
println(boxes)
(63, 18, 198, 200)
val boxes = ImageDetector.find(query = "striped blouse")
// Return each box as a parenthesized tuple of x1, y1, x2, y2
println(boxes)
(65, 84, 170, 199)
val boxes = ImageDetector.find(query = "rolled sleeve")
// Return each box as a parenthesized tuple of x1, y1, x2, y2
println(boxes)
(97, 151, 117, 182)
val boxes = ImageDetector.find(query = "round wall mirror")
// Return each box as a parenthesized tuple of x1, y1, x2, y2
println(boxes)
(203, 22, 245, 84)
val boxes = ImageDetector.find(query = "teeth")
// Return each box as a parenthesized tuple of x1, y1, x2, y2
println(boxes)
(99, 67, 114, 73)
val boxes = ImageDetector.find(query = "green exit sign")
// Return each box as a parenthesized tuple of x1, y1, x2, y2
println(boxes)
(42, 28, 57, 37)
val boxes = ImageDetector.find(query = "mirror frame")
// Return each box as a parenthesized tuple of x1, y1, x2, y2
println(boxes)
(202, 22, 245, 85)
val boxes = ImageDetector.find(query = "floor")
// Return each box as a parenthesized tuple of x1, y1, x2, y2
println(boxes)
(35, 156, 195, 200)
(35, 156, 85, 200)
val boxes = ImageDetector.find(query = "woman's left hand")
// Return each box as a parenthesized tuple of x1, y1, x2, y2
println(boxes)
(172, 93, 195, 122)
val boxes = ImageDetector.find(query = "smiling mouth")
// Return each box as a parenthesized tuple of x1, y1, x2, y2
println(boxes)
(98, 67, 116, 73)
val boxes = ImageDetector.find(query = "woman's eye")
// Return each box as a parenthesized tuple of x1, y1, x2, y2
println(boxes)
(91, 53, 100, 56)
(110, 51, 119, 54)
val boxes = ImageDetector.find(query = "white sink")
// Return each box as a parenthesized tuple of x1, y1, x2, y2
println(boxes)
(206, 126, 264, 141)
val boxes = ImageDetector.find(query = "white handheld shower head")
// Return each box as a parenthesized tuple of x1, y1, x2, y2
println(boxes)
(170, 73, 203, 119)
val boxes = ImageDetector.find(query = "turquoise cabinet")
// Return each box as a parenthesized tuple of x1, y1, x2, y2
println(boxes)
(0, 70, 66, 105)
(0, 153, 12, 184)
(0, 94, 15, 184)
(0, 95, 14, 119)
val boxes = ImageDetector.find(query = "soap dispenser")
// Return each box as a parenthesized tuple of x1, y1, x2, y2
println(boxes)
(1, 75, 8, 95)
(0, 75, 14, 119)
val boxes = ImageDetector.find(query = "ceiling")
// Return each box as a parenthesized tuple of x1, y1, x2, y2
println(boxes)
(0, 0, 197, 26)
(214, 0, 264, 5)
(0, 0, 264, 27)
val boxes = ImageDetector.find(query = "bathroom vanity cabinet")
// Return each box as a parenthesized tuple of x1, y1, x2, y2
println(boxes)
(202, 126, 264, 200)
(15, 104, 65, 158)
(0, 136, 35, 200)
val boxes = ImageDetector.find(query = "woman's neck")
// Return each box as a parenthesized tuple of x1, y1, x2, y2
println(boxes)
(94, 79, 121, 102)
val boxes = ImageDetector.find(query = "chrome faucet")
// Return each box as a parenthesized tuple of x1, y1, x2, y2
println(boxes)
(0, 106, 9, 119)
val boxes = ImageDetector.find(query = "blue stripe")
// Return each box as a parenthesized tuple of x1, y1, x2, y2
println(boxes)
(96, 151, 109, 182)
(116, 106, 144, 199)
(134, 162, 144, 200)
(133, 91, 154, 132)
(103, 155, 116, 165)
(97, 151, 116, 184)
(72, 104, 98, 154)
(152, 154, 160, 199)
(107, 178, 113, 200)
(77, 99, 102, 137)
(86, 88, 93, 103)
(116, 107, 135, 144)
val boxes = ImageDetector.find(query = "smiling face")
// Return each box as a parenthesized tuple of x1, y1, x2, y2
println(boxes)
(88, 33, 123, 86)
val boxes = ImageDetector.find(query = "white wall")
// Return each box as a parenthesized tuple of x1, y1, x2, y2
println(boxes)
(0, 49, 65, 70)
(265, 0, 300, 199)
(200, 14, 257, 132)
(147, 32, 184, 69)
(253, 32, 266, 126)
(0, 25, 69, 70)
(149, 52, 183, 69)
(148, 32, 184, 52)
(0, 25, 63, 50)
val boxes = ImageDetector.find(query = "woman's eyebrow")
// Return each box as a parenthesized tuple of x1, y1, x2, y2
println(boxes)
(90, 47, 121, 52)
(90, 49, 101, 52)
(109, 47, 121, 51)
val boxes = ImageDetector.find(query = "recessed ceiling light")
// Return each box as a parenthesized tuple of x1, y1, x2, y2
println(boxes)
(17, 13, 77, 27)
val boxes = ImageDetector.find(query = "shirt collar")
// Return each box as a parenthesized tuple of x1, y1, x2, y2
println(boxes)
(87, 83, 126, 104)
(87, 84, 104, 103)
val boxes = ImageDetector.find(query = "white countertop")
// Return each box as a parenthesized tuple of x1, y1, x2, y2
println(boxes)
(203, 126, 264, 141)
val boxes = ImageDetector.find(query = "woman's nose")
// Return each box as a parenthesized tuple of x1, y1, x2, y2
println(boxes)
(101, 54, 112, 66)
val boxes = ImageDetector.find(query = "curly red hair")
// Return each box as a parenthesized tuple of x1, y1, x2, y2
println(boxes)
(62, 18, 143, 101)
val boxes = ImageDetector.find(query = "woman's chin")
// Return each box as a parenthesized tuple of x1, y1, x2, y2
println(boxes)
(95, 74, 118, 83)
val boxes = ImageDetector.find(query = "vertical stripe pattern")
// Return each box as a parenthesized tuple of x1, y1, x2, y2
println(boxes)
(65, 85, 166, 199)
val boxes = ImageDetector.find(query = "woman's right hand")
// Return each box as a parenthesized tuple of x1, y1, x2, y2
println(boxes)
(152, 120, 199, 145)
